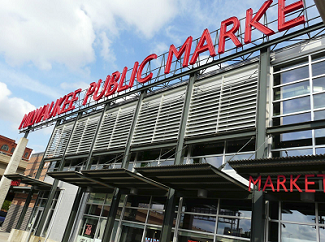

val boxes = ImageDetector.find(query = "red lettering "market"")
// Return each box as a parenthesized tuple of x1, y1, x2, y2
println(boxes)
(249, 174, 325, 193)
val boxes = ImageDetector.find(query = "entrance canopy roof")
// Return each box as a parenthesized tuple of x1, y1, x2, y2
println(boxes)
(136, 163, 250, 198)
(229, 154, 325, 178)
(48, 168, 169, 195)
(5, 173, 52, 190)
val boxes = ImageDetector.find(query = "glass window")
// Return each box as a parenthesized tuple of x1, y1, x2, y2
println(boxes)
(120, 222, 144, 242)
(314, 110, 325, 120)
(274, 65, 309, 85)
(314, 93, 325, 109)
(179, 213, 216, 233)
(274, 81, 309, 100)
(312, 61, 325, 77)
(281, 223, 317, 242)
(178, 230, 214, 242)
(281, 202, 315, 224)
(313, 76, 325, 92)
(282, 96, 310, 115)
(1, 144, 9, 151)
(216, 217, 251, 239)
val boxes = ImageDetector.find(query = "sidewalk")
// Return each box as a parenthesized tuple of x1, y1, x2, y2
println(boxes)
(0, 230, 10, 242)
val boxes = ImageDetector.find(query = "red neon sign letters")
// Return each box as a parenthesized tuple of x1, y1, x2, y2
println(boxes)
(19, 0, 306, 130)
(249, 174, 325, 193)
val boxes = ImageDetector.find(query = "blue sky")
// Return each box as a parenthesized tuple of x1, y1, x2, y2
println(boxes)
(0, 0, 320, 153)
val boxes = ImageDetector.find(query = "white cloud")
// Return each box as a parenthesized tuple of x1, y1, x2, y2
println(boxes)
(0, 0, 181, 72)
(100, 32, 116, 64)
(0, 82, 36, 129)
(0, 1, 95, 71)
(0, 64, 62, 99)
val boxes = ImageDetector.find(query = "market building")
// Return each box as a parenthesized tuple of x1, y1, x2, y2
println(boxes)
(4, 1, 325, 242)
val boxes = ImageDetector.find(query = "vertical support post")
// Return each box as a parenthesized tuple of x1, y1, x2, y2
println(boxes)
(62, 104, 109, 242)
(160, 73, 196, 242)
(255, 47, 270, 159)
(251, 190, 265, 242)
(102, 91, 145, 242)
(34, 113, 83, 237)
(16, 120, 61, 230)
(0, 135, 29, 211)
(251, 47, 270, 242)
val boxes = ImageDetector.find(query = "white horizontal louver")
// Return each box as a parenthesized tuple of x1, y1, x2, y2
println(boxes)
(132, 88, 186, 145)
(186, 65, 258, 137)
(109, 106, 136, 148)
(93, 104, 136, 151)
(45, 123, 74, 158)
(66, 115, 100, 155)
(186, 78, 222, 137)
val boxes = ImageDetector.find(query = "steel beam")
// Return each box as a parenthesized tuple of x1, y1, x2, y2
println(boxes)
(255, 48, 270, 159)
(34, 113, 82, 237)
(251, 190, 265, 242)
(267, 119, 325, 135)
(185, 130, 256, 145)
(314, 0, 325, 25)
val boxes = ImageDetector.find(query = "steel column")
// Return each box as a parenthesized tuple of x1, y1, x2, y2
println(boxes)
(255, 47, 270, 159)
(160, 73, 196, 242)
(251, 190, 265, 242)
(314, 0, 325, 25)
(102, 91, 145, 242)
(34, 113, 83, 237)
(251, 47, 270, 242)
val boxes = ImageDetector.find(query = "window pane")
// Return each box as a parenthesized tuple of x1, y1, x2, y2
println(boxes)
(123, 208, 148, 223)
(147, 210, 164, 226)
(85, 204, 102, 216)
(273, 130, 312, 149)
(179, 213, 216, 233)
(181, 198, 218, 214)
(275, 149, 313, 157)
(313, 76, 325, 92)
(120, 223, 144, 242)
(178, 230, 214, 242)
(281, 202, 315, 223)
(314, 93, 325, 109)
(315, 129, 325, 145)
(319, 226, 325, 242)
(145, 228, 161, 242)
(88, 193, 106, 204)
(281, 223, 317, 242)
(316, 148, 325, 155)
(274, 81, 309, 100)
(217, 217, 251, 239)
(278, 65, 309, 85)
(219, 200, 252, 218)
(205, 156, 223, 168)
(314, 110, 325, 120)
(282, 96, 310, 114)
(273, 113, 311, 126)
(312, 61, 325, 77)
(78, 216, 98, 239)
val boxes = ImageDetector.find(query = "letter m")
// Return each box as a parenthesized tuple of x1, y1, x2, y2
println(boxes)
(249, 176, 261, 191)
(164, 36, 193, 74)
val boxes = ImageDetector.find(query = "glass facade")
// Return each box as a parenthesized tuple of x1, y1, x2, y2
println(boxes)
(272, 54, 325, 157)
